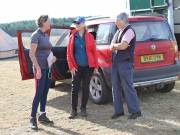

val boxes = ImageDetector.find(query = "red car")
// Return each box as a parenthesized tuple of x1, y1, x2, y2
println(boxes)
(17, 16, 180, 104)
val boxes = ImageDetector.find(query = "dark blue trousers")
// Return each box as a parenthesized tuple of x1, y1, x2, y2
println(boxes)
(112, 59, 140, 114)
(31, 69, 50, 118)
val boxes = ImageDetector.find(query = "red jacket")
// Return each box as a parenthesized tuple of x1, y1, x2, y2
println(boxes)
(67, 29, 98, 70)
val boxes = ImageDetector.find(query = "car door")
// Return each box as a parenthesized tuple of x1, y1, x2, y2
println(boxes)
(17, 25, 73, 80)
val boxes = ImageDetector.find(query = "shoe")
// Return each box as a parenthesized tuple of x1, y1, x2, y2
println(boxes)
(111, 112, 124, 119)
(128, 112, 142, 120)
(38, 113, 54, 124)
(30, 117, 38, 130)
(69, 110, 78, 119)
(80, 108, 87, 117)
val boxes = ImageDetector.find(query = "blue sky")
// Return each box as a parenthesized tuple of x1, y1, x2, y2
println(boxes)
(0, 0, 128, 23)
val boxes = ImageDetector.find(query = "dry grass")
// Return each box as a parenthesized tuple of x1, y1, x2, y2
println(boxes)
(0, 57, 180, 135)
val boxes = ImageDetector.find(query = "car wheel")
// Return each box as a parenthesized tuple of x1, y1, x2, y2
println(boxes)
(156, 82, 175, 93)
(89, 71, 109, 104)
(49, 80, 56, 88)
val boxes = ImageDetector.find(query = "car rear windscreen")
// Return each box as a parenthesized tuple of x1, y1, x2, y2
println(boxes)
(130, 21, 174, 42)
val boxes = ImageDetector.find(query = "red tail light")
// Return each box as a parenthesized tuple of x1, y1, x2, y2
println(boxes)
(171, 40, 179, 61)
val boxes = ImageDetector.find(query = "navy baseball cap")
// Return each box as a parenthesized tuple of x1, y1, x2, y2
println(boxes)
(73, 16, 85, 24)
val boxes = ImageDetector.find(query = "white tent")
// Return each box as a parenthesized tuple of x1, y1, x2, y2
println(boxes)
(0, 28, 18, 59)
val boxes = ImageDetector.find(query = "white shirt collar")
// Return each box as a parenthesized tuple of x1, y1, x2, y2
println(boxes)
(119, 24, 130, 33)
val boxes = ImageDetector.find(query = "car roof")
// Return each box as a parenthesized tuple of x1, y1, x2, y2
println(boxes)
(85, 16, 166, 26)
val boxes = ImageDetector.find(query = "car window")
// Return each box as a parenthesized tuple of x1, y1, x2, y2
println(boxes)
(56, 32, 70, 47)
(21, 32, 33, 49)
(96, 23, 114, 45)
(130, 21, 174, 42)
(87, 25, 98, 40)
(50, 29, 70, 47)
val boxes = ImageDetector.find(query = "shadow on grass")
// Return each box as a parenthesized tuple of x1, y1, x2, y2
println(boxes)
(47, 82, 180, 134)
(0, 56, 18, 61)
(39, 125, 83, 135)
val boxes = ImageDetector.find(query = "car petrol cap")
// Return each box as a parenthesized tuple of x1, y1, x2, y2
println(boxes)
(73, 16, 85, 24)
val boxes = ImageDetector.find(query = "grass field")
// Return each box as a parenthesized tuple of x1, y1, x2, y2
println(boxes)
(0, 57, 180, 135)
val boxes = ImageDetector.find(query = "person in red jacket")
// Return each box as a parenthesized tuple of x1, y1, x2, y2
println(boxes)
(67, 16, 98, 119)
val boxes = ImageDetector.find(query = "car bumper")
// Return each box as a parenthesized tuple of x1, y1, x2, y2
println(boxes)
(102, 63, 180, 88)
(134, 76, 178, 87)
(133, 63, 180, 86)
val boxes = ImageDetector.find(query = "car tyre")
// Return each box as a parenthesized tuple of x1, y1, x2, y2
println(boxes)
(49, 80, 56, 88)
(89, 71, 110, 104)
(156, 82, 175, 93)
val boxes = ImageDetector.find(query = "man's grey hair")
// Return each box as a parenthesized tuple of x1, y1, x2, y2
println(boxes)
(116, 12, 129, 24)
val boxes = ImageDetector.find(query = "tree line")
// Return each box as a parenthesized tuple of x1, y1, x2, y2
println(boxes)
(0, 18, 74, 37)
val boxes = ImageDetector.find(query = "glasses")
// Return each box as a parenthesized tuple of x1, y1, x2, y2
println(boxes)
(75, 22, 81, 25)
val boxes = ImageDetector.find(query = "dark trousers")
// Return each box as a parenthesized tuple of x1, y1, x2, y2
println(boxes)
(112, 59, 141, 114)
(71, 66, 94, 111)
(31, 69, 50, 118)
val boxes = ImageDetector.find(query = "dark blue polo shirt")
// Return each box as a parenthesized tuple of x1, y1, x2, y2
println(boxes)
(74, 32, 88, 67)
(31, 28, 52, 69)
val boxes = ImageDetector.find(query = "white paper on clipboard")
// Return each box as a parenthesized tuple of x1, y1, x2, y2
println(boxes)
(47, 52, 54, 68)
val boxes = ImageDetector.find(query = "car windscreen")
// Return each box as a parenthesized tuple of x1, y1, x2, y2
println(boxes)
(50, 29, 70, 47)
(130, 21, 174, 42)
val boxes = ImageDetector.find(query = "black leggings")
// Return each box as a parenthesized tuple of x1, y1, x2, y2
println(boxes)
(71, 66, 94, 111)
